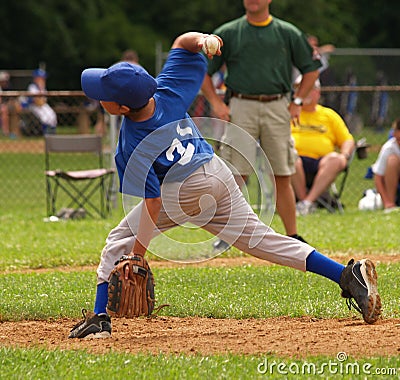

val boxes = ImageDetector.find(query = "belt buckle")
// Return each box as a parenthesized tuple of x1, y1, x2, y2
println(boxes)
(258, 94, 269, 102)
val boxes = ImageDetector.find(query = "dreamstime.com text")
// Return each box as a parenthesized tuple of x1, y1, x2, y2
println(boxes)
(257, 352, 399, 376)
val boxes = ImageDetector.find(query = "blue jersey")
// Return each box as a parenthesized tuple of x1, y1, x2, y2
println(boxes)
(115, 49, 214, 198)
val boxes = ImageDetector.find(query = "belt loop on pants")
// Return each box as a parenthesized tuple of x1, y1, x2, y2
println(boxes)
(231, 91, 284, 102)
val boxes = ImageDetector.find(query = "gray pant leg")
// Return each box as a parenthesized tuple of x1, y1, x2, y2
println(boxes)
(97, 201, 142, 283)
(97, 154, 313, 283)
(190, 156, 313, 271)
(97, 200, 177, 283)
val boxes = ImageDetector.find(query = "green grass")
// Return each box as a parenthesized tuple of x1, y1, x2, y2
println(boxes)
(0, 348, 398, 380)
(1, 258, 398, 380)
(274, 209, 400, 255)
(1, 264, 398, 321)
(0, 209, 399, 271)
(1, 133, 399, 379)
(0, 153, 45, 215)
(0, 213, 119, 270)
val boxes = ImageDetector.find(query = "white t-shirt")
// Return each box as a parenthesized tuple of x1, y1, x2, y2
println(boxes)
(372, 137, 400, 176)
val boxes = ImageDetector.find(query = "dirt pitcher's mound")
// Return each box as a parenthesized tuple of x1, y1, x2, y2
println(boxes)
(0, 316, 399, 358)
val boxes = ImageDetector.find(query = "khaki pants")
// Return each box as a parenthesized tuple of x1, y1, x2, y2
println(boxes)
(97, 155, 313, 283)
(221, 96, 296, 176)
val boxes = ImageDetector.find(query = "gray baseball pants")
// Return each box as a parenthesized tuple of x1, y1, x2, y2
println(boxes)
(97, 155, 313, 283)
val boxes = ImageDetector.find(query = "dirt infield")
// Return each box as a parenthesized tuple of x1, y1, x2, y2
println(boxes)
(1, 316, 399, 358)
(1, 256, 399, 358)
(0, 139, 44, 153)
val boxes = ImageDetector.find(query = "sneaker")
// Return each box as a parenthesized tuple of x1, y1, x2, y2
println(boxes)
(339, 259, 381, 324)
(69, 309, 112, 339)
(383, 206, 400, 214)
(296, 200, 316, 216)
(212, 239, 231, 253)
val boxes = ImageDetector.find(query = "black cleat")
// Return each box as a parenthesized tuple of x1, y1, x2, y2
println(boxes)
(340, 259, 381, 324)
(69, 309, 112, 339)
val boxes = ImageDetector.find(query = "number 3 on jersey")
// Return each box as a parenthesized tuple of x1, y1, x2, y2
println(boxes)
(165, 123, 194, 165)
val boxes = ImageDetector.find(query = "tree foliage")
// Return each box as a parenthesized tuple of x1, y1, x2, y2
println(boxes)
(0, 0, 397, 89)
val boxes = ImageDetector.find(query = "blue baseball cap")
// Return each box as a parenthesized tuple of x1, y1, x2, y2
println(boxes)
(33, 68, 47, 78)
(81, 62, 157, 109)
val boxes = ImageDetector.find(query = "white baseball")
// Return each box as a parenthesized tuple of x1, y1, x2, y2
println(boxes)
(202, 35, 220, 56)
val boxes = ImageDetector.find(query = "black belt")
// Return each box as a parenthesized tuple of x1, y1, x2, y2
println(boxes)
(231, 92, 284, 102)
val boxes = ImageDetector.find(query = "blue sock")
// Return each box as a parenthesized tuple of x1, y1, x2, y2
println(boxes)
(93, 282, 109, 315)
(306, 250, 345, 284)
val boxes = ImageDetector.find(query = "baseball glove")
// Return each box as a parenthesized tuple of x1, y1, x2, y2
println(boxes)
(107, 255, 155, 318)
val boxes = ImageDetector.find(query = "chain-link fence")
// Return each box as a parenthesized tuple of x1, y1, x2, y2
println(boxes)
(0, 87, 396, 219)
(188, 88, 396, 210)
(0, 92, 111, 218)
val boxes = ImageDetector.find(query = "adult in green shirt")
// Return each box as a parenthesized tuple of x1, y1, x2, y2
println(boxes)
(202, 0, 321, 249)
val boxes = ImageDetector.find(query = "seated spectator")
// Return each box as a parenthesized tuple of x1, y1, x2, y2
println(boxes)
(372, 118, 400, 213)
(21, 68, 57, 135)
(291, 76, 355, 215)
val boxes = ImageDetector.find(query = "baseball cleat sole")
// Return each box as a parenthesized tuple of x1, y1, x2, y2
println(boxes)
(360, 259, 381, 324)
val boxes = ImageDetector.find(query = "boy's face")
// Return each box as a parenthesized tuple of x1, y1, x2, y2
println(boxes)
(100, 101, 124, 115)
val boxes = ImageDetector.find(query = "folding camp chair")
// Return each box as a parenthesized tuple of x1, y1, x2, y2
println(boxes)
(45, 134, 115, 218)
(315, 139, 369, 213)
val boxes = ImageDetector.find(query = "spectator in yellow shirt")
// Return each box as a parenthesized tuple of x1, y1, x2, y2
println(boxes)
(291, 76, 355, 215)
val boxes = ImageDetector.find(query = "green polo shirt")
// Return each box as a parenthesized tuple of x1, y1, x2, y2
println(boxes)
(208, 16, 321, 95)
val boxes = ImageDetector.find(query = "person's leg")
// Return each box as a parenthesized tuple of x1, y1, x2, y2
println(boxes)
(201, 156, 381, 324)
(44, 104, 58, 129)
(199, 156, 310, 271)
(94, 157, 243, 317)
(259, 97, 300, 237)
(306, 250, 344, 283)
(274, 175, 297, 236)
(221, 97, 259, 178)
(212, 97, 259, 250)
(397, 182, 400, 206)
(307, 250, 381, 323)
(32, 104, 57, 131)
(70, 200, 178, 339)
(95, 200, 177, 299)
(293, 157, 320, 216)
(383, 154, 400, 206)
(305, 152, 347, 202)
(291, 157, 308, 200)
(93, 202, 147, 316)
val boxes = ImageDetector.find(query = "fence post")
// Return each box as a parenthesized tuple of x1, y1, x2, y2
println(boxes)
(8, 101, 22, 138)
(77, 107, 90, 134)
